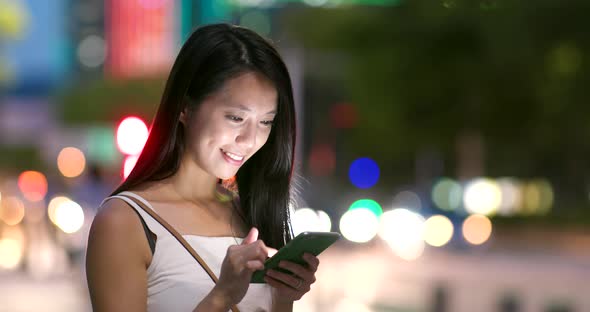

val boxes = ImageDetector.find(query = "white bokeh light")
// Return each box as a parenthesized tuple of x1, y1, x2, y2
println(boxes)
(316, 210, 332, 232)
(463, 178, 502, 216)
(0, 238, 23, 270)
(340, 208, 379, 243)
(292, 208, 332, 236)
(123, 155, 140, 179)
(116, 117, 148, 156)
(379, 209, 425, 260)
(54, 200, 85, 234)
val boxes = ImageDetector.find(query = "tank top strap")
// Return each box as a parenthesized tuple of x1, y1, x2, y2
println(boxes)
(100, 191, 168, 238)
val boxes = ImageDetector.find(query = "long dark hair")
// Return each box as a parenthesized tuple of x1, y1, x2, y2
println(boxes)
(112, 24, 296, 248)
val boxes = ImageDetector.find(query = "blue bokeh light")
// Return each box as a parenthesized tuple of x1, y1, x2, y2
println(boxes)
(348, 157, 380, 189)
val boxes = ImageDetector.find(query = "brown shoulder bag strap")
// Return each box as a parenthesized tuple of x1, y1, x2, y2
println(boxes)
(119, 194, 241, 312)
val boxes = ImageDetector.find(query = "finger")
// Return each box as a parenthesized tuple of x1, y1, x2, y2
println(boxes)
(303, 253, 320, 271)
(245, 260, 264, 271)
(247, 241, 271, 263)
(278, 261, 314, 282)
(242, 227, 259, 245)
(266, 269, 308, 289)
(264, 276, 301, 299)
(267, 247, 278, 258)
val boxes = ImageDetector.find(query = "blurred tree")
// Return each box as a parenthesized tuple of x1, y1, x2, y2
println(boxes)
(56, 78, 165, 125)
(283, 0, 590, 210)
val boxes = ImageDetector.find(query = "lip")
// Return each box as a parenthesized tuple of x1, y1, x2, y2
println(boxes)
(221, 149, 245, 166)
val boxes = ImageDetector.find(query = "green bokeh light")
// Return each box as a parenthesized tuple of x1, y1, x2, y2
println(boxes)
(349, 199, 383, 217)
(432, 178, 462, 211)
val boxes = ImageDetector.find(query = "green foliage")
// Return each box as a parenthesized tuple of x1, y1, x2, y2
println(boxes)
(0, 145, 43, 173)
(57, 78, 166, 125)
(283, 0, 590, 187)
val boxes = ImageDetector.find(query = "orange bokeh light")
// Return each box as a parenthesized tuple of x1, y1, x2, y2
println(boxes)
(0, 197, 25, 226)
(57, 147, 86, 178)
(17, 171, 48, 202)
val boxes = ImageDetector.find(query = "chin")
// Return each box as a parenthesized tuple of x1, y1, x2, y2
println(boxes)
(216, 170, 239, 180)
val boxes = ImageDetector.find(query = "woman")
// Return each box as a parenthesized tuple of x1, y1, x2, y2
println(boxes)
(86, 24, 319, 312)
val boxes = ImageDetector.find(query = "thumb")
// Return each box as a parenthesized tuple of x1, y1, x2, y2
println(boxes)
(242, 227, 258, 245)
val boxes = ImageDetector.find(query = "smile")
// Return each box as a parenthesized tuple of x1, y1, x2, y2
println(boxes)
(221, 149, 245, 165)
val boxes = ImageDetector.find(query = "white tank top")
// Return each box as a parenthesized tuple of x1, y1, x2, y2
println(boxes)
(102, 191, 273, 312)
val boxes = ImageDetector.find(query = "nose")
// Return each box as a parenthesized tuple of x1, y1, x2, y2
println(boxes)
(235, 121, 256, 151)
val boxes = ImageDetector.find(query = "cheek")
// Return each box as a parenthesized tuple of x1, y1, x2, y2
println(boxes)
(195, 121, 234, 147)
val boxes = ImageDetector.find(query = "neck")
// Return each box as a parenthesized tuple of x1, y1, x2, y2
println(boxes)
(167, 156, 219, 202)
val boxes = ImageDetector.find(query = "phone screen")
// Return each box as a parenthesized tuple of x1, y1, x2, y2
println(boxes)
(250, 231, 341, 283)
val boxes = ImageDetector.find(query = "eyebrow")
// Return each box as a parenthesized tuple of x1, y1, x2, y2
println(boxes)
(225, 104, 277, 115)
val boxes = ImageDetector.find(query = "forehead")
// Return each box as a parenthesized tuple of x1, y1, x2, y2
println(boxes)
(207, 71, 278, 113)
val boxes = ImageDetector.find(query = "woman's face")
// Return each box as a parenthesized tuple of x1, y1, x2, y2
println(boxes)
(182, 71, 278, 180)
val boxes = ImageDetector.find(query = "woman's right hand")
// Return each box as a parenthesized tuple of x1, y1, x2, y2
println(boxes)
(208, 227, 276, 309)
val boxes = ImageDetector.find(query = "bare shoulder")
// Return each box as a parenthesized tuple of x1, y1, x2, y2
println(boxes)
(87, 197, 151, 266)
(86, 197, 152, 311)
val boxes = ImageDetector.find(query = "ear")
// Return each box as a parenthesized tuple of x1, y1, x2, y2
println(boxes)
(179, 99, 190, 125)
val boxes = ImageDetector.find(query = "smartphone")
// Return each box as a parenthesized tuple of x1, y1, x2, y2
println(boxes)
(251, 231, 341, 283)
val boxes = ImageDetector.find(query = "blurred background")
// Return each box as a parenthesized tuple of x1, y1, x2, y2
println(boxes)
(1, 0, 590, 311)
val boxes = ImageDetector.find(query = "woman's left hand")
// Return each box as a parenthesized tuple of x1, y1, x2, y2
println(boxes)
(264, 253, 319, 302)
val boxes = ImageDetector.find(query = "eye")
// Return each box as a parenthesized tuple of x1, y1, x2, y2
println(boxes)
(225, 115, 243, 122)
(261, 120, 274, 127)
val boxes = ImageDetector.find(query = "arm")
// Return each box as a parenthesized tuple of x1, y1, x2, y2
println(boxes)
(86, 200, 153, 312)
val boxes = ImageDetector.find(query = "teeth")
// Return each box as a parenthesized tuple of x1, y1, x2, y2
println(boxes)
(224, 150, 244, 161)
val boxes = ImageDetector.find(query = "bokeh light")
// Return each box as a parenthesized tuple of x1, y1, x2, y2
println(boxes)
(462, 214, 492, 245)
(2, 224, 25, 245)
(379, 209, 425, 260)
(308, 144, 336, 176)
(496, 178, 522, 216)
(17, 171, 48, 202)
(292, 208, 332, 236)
(431, 178, 462, 211)
(330, 103, 358, 129)
(393, 190, 422, 211)
(54, 200, 85, 234)
(0, 196, 25, 226)
(123, 155, 140, 179)
(522, 179, 554, 215)
(317, 210, 332, 233)
(48, 196, 71, 225)
(116, 116, 148, 155)
(534, 179, 554, 215)
(77, 35, 106, 68)
(0, 0, 29, 38)
(57, 147, 86, 178)
(0, 238, 23, 270)
(349, 157, 380, 189)
(423, 215, 454, 247)
(349, 199, 383, 217)
(463, 178, 501, 216)
(340, 208, 379, 243)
